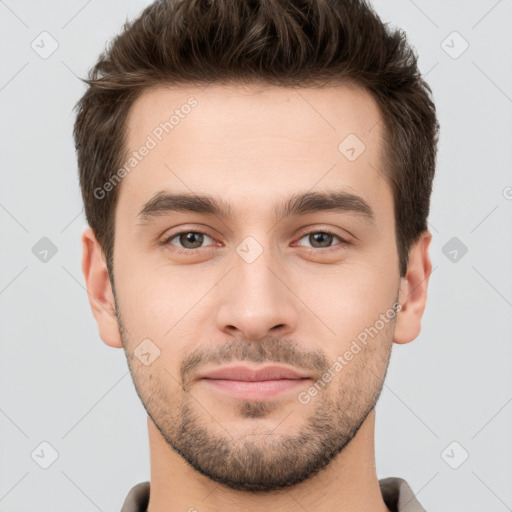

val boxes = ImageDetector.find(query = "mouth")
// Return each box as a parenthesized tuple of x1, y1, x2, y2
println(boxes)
(198, 365, 311, 400)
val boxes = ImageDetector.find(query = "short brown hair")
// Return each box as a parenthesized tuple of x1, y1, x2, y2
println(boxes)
(74, 0, 439, 278)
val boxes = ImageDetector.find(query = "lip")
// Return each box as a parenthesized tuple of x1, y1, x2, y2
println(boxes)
(200, 365, 309, 381)
(199, 365, 311, 400)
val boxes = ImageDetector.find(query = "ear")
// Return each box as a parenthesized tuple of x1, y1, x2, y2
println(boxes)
(81, 227, 123, 348)
(394, 230, 433, 344)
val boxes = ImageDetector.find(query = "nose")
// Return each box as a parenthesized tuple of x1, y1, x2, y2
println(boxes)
(215, 244, 299, 342)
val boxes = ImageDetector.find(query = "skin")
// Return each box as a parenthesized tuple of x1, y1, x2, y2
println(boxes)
(82, 82, 432, 512)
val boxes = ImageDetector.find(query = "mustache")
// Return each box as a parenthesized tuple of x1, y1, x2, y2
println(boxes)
(180, 337, 330, 387)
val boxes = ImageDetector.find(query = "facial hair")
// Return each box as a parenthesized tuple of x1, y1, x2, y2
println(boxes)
(115, 293, 395, 493)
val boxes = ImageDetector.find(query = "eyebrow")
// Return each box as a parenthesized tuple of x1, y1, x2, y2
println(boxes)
(136, 190, 376, 226)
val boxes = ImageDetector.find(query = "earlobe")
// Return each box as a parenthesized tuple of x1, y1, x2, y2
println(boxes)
(393, 230, 433, 345)
(81, 227, 123, 349)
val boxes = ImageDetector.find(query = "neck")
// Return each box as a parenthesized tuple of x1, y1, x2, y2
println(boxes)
(146, 409, 390, 512)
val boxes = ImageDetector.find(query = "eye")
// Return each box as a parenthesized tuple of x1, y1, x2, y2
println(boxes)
(162, 230, 216, 253)
(295, 229, 349, 250)
(161, 228, 350, 255)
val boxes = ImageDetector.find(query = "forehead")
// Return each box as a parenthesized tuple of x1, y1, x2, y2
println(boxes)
(125, 82, 384, 152)
(117, 82, 391, 226)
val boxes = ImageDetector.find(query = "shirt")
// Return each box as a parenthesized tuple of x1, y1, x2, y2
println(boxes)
(120, 477, 427, 511)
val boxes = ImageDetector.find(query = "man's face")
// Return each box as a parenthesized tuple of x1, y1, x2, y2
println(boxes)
(110, 83, 402, 491)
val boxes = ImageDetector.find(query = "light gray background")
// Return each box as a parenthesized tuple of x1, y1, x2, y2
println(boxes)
(1, 0, 511, 510)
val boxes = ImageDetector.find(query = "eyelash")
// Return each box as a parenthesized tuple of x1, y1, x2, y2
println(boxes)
(160, 228, 350, 255)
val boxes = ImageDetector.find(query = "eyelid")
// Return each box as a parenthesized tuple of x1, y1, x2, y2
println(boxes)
(160, 223, 217, 241)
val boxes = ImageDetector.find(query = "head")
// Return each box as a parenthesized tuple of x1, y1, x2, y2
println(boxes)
(77, 0, 438, 493)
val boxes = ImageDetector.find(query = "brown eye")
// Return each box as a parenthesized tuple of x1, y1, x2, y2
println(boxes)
(308, 232, 334, 248)
(164, 231, 214, 251)
(296, 230, 347, 250)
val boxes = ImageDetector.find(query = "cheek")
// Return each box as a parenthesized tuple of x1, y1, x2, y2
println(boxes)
(114, 257, 217, 342)
(291, 258, 399, 336)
